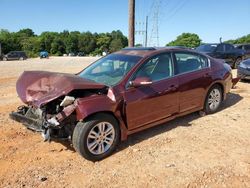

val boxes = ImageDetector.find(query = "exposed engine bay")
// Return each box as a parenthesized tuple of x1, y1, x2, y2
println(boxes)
(10, 88, 108, 141)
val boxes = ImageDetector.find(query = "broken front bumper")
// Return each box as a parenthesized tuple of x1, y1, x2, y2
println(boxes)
(10, 105, 76, 141)
(9, 106, 62, 141)
(9, 111, 43, 132)
(9, 106, 44, 132)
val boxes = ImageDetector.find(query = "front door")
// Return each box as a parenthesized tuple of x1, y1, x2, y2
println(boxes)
(124, 53, 179, 130)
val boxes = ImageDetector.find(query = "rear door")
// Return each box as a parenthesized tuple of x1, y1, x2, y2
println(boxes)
(174, 52, 212, 113)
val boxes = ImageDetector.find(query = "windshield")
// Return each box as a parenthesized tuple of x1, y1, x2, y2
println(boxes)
(78, 54, 142, 86)
(196, 44, 218, 52)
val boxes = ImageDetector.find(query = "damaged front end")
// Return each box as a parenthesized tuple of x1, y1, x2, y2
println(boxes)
(10, 96, 77, 141)
(10, 71, 108, 142)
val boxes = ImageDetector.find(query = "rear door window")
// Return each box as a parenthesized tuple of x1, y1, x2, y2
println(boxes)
(174, 53, 208, 74)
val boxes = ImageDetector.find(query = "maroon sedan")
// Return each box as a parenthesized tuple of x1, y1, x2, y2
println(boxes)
(10, 47, 235, 161)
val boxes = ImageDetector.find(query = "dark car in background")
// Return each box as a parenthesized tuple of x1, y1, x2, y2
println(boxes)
(235, 44, 250, 59)
(77, 52, 85, 57)
(237, 59, 250, 80)
(196, 43, 246, 68)
(10, 47, 237, 161)
(40, 51, 49, 59)
(3, 51, 27, 61)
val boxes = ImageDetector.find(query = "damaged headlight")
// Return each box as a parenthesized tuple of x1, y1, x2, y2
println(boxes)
(60, 96, 75, 107)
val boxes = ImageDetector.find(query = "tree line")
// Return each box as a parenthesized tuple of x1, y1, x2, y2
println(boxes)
(166, 33, 250, 48)
(1, 28, 249, 57)
(0, 29, 128, 57)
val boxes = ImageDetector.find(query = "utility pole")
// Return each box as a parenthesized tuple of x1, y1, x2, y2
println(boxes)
(128, 0, 135, 47)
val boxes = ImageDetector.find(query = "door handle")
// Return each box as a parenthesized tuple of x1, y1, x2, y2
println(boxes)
(157, 85, 178, 95)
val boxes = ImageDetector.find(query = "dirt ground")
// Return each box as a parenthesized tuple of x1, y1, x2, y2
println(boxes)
(0, 57, 249, 188)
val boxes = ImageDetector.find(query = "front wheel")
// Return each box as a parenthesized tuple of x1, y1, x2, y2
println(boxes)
(3, 57, 7, 61)
(204, 85, 223, 114)
(72, 113, 120, 161)
(19, 57, 24, 60)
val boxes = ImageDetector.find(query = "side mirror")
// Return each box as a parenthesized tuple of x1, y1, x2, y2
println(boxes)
(129, 77, 152, 88)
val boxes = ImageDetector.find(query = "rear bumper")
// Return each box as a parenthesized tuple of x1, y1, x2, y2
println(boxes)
(9, 111, 43, 132)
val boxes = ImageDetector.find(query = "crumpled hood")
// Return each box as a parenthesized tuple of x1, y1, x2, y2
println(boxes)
(16, 71, 106, 107)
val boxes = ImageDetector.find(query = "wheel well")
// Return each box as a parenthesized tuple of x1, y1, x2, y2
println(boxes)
(83, 111, 120, 128)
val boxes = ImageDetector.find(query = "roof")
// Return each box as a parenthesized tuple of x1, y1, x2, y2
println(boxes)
(114, 46, 194, 57)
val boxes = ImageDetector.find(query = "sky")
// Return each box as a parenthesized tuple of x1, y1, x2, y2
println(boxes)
(0, 0, 250, 46)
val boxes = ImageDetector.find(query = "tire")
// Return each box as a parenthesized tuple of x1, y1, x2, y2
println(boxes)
(234, 57, 242, 69)
(204, 85, 223, 114)
(3, 57, 7, 61)
(72, 113, 120, 161)
(19, 57, 24, 61)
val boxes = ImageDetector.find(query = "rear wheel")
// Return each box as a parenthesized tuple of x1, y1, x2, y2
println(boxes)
(72, 113, 120, 161)
(204, 85, 223, 114)
(3, 57, 7, 61)
(19, 57, 24, 60)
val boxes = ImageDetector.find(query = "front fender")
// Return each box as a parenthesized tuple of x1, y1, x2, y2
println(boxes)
(75, 95, 116, 120)
(75, 95, 128, 140)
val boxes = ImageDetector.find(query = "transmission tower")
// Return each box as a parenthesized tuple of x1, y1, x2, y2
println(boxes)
(149, 0, 161, 47)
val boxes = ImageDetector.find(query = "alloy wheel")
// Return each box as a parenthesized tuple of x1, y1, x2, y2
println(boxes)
(208, 88, 221, 111)
(87, 122, 115, 155)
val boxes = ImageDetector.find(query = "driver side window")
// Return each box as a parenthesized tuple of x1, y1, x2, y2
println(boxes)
(134, 53, 173, 82)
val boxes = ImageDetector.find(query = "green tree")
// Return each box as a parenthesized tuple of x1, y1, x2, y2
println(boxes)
(65, 31, 80, 54)
(225, 34, 250, 44)
(51, 36, 65, 55)
(0, 29, 13, 53)
(135, 44, 143, 47)
(166, 33, 201, 48)
(96, 33, 111, 53)
(0, 28, 128, 57)
(39, 32, 58, 52)
(21, 37, 40, 57)
(78, 32, 97, 55)
(17, 28, 35, 38)
(109, 38, 123, 52)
